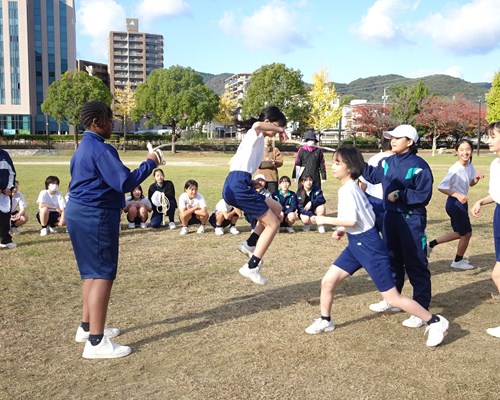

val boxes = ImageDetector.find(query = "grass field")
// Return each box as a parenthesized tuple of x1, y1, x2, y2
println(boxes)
(1, 148, 500, 400)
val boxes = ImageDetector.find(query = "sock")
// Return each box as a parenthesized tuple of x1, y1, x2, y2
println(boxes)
(42, 225, 48, 229)
(454, 255, 463, 262)
(321, 316, 331, 322)
(248, 255, 261, 269)
(80, 322, 90, 332)
(429, 240, 438, 248)
(89, 334, 104, 346)
(426, 314, 440, 325)
(247, 232, 260, 247)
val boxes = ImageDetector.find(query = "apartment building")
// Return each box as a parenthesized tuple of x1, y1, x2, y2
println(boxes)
(224, 73, 251, 103)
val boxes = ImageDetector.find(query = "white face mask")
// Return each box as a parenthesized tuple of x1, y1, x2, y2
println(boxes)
(306, 140, 316, 146)
(48, 183, 59, 192)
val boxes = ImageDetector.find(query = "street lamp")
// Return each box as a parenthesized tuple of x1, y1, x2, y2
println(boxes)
(476, 95, 485, 157)
(45, 113, 50, 151)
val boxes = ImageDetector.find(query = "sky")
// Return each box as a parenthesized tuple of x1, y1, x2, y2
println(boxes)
(75, 0, 500, 90)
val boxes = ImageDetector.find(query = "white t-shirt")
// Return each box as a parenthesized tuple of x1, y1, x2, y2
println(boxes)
(125, 196, 152, 209)
(213, 199, 233, 213)
(359, 152, 393, 199)
(11, 191, 27, 212)
(229, 128, 265, 174)
(36, 189, 66, 210)
(337, 179, 375, 234)
(438, 161, 477, 196)
(489, 158, 500, 204)
(178, 192, 207, 210)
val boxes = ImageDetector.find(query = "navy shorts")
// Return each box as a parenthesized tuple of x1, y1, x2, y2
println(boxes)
(333, 227, 395, 292)
(494, 204, 500, 262)
(36, 210, 61, 227)
(222, 171, 269, 221)
(65, 201, 120, 280)
(445, 196, 472, 235)
(208, 212, 231, 228)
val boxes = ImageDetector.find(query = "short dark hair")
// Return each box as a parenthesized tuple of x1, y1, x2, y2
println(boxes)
(80, 100, 112, 129)
(333, 146, 365, 180)
(45, 175, 60, 189)
(153, 168, 164, 177)
(279, 175, 291, 183)
(184, 179, 198, 190)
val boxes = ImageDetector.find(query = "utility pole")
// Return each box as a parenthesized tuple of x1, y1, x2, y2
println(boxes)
(476, 96, 483, 157)
(382, 87, 389, 107)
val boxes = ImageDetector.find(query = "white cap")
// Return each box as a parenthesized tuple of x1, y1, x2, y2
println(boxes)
(383, 124, 419, 142)
(253, 174, 266, 181)
(151, 191, 163, 207)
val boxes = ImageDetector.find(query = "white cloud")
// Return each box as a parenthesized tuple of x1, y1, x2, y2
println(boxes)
(353, 0, 419, 46)
(219, 1, 309, 53)
(135, 0, 192, 23)
(420, 0, 500, 55)
(77, 0, 126, 60)
(443, 66, 463, 79)
(409, 66, 462, 79)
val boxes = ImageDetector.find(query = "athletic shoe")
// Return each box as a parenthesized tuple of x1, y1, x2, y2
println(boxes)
(402, 315, 424, 328)
(425, 315, 449, 347)
(237, 241, 255, 258)
(140, 222, 147, 229)
(0, 242, 17, 249)
(229, 226, 240, 235)
(10, 226, 20, 235)
(82, 336, 131, 359)
(426, 242, 432, 258)
(214, 227, 224, 236)
(450, 259, 474, 270)
(303, 224, 311, 232)
(486, 326, 500, 338)
(168, 222, 176, 230)
(305, 318, 335, 335)
(128, 222, 135, 229)
(40, 227, 48, 236)
(317, 225, 326, 234)
(368, 300, 402, 313)
(180, 226, 189, 235)
(48, 226, 58, 234)
(286, 226, 294, 233)
(75, 326, 121, 343)
(239, 263, 268, 285)
(197, 225, 205, 234)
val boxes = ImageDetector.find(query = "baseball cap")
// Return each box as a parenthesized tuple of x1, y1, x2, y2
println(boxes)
(254, 174, 266, 181)
(383, 124, 419, 142)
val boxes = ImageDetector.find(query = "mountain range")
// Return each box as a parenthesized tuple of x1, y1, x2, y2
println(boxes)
(199, 72, 491, 103)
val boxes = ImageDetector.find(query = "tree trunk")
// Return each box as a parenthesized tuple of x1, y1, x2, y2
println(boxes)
(73, 124, 79, 149)
(431, 127, 437, 157)
(122, 116, 127, 152)
(171, 122, 177, 154)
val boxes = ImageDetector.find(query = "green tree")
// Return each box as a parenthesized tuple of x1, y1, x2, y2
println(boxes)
(133, 66, 220, 153)
(41, 70, 112, 149)
(215, 92, 238, 126)
(389, 81, 429, 125)
(307, 68, 342, 132)
(241, 63, 310, 132)
(486, 70, 500, 122)
(113, 84, 136, 151)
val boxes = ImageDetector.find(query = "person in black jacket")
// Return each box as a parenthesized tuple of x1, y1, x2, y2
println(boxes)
(272, 175, 298, 233)
(0, 147, 16, 249)
(292, 131, 326, 188)
(148, 168, 177, 229)
(297, 174, 327, 233)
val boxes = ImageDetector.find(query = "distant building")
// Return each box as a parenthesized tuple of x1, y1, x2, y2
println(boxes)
(108, 18, 163, 94)
(76, 59, 109, 89)
(0, 0, 76, 134)
(224, 73, 251, 103)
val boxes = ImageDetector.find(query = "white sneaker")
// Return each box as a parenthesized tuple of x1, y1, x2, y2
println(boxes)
(128, 222, 135, 229)
(317, 225, 326, 234)
(180, 226, 189, 235)
(48, 226, 58, 234)
(229, 226, 240, 235)
(140, 222, 147, 229)
(286, 226, 294, 233)
(214, 227, 224, 236)
(82, 336, 131, 359)
(425, 315, 449, 347)
(239, 263, 268, 285)
(450, 259, 474, 270)
(237, 241, 255, 258)
(10, 226, 20, 235)
(197, 225, 205, 234)
(426, 242, 433, 258)
(168, 222, 176, 230)
(0, 242, 16, 249)
(303, 224, 311, 232)
(486, 326, 500, 338)
(40, 227, 48, 236)
(75, 326, 121, 343)
(402, 315, 424, 328)
(305, 318, 335, 335)
(369, 300, 402, 313)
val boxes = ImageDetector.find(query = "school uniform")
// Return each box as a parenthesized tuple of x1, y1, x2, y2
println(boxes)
(148, 181, 177, 228)
(66, 131, 156, 280)
(124, 196, 152, 225)
(10, 191, 27, 227)
(489, 158, 500, 261)
(272, 189, 298, 227)
(209, 199, 236, 228)
(178, 192, 207, 225)
(0, 148, 15, 245)
(363, 150, 433, 309)
(296, 186, 326, 217)
(36, 189, 66, 226)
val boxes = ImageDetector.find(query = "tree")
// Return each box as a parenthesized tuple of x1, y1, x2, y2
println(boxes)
(214, 92, 238, 126)
(41, 70, 112, 149)
(307, 68, 342, 132)
(351, 103, 397, 139)
(241, 63, 310, 132)
(133, 66, 220, 153)
(389, 81, 429, 125)
(113, 84, 136, 152)
(486, 70, 500, 122)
